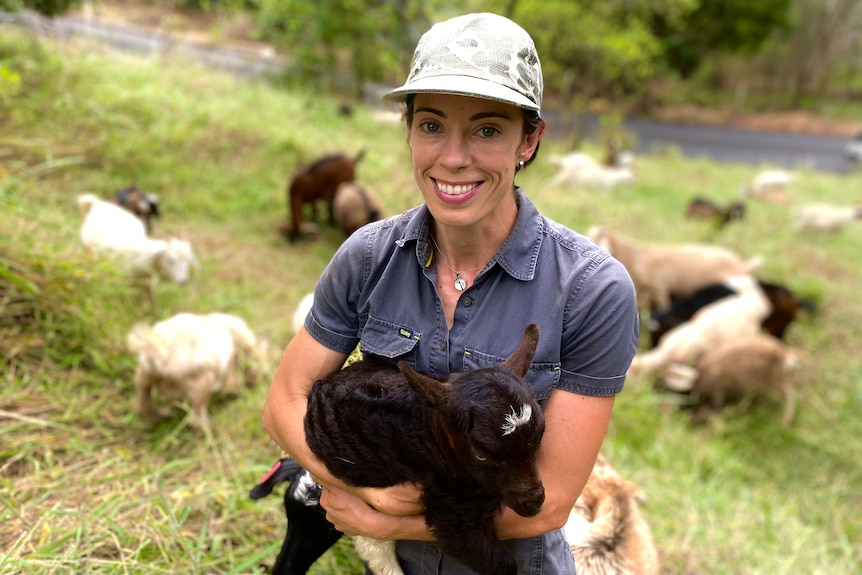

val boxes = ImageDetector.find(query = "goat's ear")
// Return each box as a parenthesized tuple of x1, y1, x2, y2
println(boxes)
(502, 324, 539, 379)
(398, 362, 449, 407)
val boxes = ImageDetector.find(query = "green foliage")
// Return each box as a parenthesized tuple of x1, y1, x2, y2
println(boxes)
(516, 0, 663, 101)
(0, 0, 81, 16)
(656, 0, 793, 78)
(250, 0, 434, 97)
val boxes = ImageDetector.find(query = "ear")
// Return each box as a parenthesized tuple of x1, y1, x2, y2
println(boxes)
(518, 120, 545, 163)
(502, 324, 539, 379)
(398, 362, 450, 408)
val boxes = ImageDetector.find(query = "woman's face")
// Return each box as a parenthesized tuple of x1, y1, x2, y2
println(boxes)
(408, 93, 542, 230)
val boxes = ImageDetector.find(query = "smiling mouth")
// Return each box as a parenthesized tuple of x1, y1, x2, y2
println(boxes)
(435, 180, 480, 196)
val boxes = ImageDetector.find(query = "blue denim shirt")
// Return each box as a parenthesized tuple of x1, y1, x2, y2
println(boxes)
(305, 188, 639, 574)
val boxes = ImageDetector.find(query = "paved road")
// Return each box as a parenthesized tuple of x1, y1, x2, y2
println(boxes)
(3, 9, 858, 174)
(543, 112, 858, 174)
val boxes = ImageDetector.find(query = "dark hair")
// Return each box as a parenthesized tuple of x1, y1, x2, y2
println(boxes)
(404, 95, 543, 168)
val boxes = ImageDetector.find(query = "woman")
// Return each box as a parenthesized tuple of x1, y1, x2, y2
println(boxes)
(263, 12, 639, 574)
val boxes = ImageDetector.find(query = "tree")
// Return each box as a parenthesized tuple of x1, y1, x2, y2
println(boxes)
(654, 0, 793, 79)
(1, 0, 81, 17)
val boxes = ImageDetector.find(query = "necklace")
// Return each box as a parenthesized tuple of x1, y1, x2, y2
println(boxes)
(430, 235, 486, 292)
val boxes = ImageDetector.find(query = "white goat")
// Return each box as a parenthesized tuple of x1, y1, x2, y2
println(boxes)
(742, 169, 793, 203)
(627, 275, 772, 380)
(793, 203, 862, 232)
(127, 312, 268, 429)
(77, 193, 196, 287)
(565, 454, 660, 575)
(291, 292, 314, 335)
(662, 333, 801, 426)
(548, 152, 635, 191)
(587, 226, 762, 312)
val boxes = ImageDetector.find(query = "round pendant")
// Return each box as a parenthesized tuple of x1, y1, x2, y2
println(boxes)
(454, 276, 468, 292)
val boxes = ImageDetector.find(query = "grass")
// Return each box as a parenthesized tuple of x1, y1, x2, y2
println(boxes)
(2, 26, 862, 575)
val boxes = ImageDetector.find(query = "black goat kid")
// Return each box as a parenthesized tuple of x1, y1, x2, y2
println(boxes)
(304, 323, 545, 575)
(249, 458, 344, 575)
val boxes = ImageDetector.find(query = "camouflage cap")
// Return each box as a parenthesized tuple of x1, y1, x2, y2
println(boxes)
(384, 13, 543, 112)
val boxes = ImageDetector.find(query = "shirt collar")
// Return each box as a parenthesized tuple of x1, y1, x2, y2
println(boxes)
(395, 188, 543, 282)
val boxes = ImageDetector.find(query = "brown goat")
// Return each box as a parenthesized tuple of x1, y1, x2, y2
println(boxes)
(332, 181, 385, 236)
(304, 324, 545, 575)
(566, 454, 660, 575)
(286, 150, 366, 240)
(685, 196, 745, 228)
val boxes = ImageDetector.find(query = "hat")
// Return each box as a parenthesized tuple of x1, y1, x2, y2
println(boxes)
(384, 13, 543, 112)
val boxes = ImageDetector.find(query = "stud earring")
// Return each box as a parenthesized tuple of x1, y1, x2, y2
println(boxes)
(516, 160, 525, 171)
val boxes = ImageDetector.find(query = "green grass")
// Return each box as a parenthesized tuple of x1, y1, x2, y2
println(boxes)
(2, 27, 861, 575)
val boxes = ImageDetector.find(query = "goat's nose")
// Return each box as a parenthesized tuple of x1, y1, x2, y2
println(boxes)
(513, 486, 545, 517)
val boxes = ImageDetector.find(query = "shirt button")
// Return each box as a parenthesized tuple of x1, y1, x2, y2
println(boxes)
(463, 297, 473, 307)
(440, 341, 448, 351)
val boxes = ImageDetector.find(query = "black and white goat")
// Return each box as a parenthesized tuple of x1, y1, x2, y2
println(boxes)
(249, 458, 343, 575)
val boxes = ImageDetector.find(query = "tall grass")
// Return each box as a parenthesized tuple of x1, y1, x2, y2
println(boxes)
(1, 28, 861, 575)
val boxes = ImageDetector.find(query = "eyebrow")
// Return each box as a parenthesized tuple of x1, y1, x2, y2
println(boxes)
(415, 107, 514, 122)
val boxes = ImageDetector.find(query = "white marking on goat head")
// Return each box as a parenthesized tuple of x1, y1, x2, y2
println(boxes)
(502, 404, 532, 436)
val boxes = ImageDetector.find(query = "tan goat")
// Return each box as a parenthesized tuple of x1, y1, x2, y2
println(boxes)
(587, 226, 762, 312)
(662, 332, 801, 426)
(565, 454, 660, 575)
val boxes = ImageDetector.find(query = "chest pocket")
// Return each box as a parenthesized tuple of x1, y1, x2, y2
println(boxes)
(462, 347, 560, 404)
(359, 316, 421, 362)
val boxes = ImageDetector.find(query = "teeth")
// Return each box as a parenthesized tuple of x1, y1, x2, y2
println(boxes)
(438, 182, 475, 196)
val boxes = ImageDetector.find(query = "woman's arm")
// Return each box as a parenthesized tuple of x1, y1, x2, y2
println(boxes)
(262, 327, 349, 487)
(262, 327, 426, 519)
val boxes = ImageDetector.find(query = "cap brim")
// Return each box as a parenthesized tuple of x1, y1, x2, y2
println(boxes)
(384, 74, 539, 111)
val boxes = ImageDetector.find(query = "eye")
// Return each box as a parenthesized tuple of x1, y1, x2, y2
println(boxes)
(479, 126, 499, 138)
(420, 121, 441, 134)
(471, 445, 488, 461)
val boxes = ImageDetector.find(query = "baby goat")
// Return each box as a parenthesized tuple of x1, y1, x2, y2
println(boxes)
(286, 150, 366, 240)
(304, 324, 545, 575)
(249, 458, 343, 575)
(127, 312, 268, 430)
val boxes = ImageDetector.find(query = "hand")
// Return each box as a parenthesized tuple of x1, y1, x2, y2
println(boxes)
(358, 483, 424, 516)
(320, 485, 390, 537)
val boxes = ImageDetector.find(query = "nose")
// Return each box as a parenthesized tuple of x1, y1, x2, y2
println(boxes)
(439, 133, 470, 170)
(511, 485, 545, 517)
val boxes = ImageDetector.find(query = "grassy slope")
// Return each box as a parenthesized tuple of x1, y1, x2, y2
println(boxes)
(1, 28, 861, 575)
